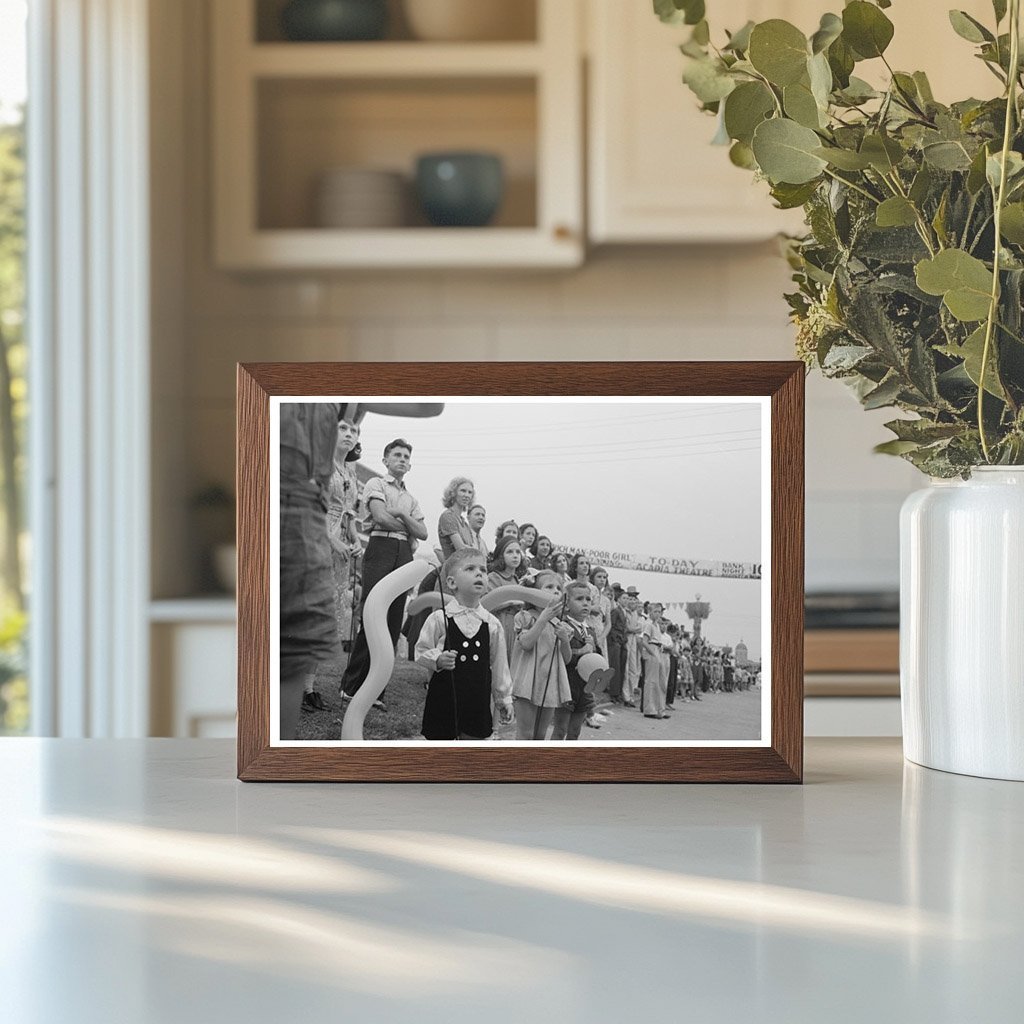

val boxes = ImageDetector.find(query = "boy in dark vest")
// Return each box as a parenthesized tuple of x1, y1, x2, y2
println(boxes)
(415, 549, 514, 740)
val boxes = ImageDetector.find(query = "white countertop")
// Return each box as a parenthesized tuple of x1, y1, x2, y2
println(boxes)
(1, 738, 1020, 1023)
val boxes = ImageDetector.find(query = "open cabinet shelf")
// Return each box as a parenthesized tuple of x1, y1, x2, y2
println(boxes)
(212, 0, 582, 269)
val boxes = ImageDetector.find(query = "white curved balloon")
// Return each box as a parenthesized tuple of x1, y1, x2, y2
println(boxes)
(341, 559, 434, 740)
(405, 591, 446, 618)
(482, 585, 553, 613)
(407, 583, 553, 619)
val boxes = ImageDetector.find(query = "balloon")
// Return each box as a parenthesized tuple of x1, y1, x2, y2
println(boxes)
(577, 652, 611, 694)
(405, 591, 445, 617)
(481, 584, 552, 613)
(340, 559, 433, 740)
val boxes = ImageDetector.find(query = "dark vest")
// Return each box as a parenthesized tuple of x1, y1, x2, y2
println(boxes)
(422, 616, 492, 740)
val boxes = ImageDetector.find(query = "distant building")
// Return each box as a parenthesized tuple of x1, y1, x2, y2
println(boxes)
(735, 640, 749, 667)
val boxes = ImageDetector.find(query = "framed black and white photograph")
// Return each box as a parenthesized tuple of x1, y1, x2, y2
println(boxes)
(237, 362, 804, 782)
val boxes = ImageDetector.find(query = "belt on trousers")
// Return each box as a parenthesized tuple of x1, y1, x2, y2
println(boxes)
(369, 530, 409, 540)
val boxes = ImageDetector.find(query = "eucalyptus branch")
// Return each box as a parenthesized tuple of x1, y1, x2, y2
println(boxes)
(961, 191, 980, 249)
(822, 167, 880, 205)
(969, 213, 995, 253)
(884, 170, 939, 254)
(979, 0, 1021, 461)
(749, 68, 784, 117)
(997, 319, 1024, 345)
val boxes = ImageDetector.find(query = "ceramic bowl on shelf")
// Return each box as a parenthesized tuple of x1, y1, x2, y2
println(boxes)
(280, 0, 388, 42)
(414, 152, 504, 227)
(315, 167, 407, 228)
(403, 0, 534, 42)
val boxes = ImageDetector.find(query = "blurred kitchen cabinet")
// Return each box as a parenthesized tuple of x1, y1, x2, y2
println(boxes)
(212, 0, 583, 268)
(150, 601, 237, 738)
(587, 0, 811, 243)
(587, 0, 823, 243)
(586, 0, 996, 244)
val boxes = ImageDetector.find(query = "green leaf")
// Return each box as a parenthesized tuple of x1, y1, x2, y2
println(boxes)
(1000, 203, 1024, 244)
(915, 250, 994, 322)
(724, 20, 755, 53)
(967, 144, 991, 194)
(909, 164, 933, 205)
(827, 35, 855, 89)
(986, 150, 1024, 191)
(729, 140, 757, 169)
(922, 140, 973, 171)
(770, 180, 820, 209)
(862, 374, 903, 409)
(860, 133, 904, 173)
(913, 71, 935, 104)
(948, 10, 994, 44)
(884, 418, 963, 443)
(691, 19, 710, 45)
(941, 325, 1006, 398)
(810, 12, 843, 54)
(892, 72, 923, 110)
(808, 51, 833, 109)
(723, 81, 775, 144)
(814, 146, 872, 170)
(711, 110, 731, 145)
(874, 439, 922, 455)
(748, 20, 809, 87)
(751, 118, 828, 184)
(876, 197, 918, 228)
(682, 0, 705, 25)
(682, 57, 736, 104)
(653, 0, 705, 26)
(784, 80, 824, 129)
(932, 190, 950, 247)
(842, 1, 895, 59)
(993, 0, 1008, 24)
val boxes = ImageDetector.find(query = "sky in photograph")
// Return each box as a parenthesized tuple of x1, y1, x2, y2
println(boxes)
(348, 399, 764, 658)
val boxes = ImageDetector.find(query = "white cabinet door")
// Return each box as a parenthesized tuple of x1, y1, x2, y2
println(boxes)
(588, 0, 815, 243)
(588, 0, 996, 244)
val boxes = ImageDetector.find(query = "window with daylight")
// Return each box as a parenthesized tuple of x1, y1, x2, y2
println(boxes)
(0, 0, 28, 734)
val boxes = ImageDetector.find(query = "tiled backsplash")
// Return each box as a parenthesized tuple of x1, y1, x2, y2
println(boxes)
(180, 247, 918, 593)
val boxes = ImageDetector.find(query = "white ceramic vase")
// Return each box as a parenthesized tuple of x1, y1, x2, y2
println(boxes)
(900, 467, 1024, 781)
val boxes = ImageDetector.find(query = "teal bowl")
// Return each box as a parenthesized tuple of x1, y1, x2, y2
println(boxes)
(281, 0, 388, 42)
(415, 153, 505, 228)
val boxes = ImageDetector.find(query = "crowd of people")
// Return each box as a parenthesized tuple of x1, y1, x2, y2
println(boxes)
(280, 406, 759, 741)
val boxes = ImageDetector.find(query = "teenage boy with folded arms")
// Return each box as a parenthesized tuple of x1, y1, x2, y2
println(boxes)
(340, 438, 427, 706)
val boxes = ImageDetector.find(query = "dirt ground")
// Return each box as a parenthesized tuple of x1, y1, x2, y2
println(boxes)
(296, 650, 762, 743)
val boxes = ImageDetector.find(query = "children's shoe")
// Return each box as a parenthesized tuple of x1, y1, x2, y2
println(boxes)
(301, 691, 325, 712)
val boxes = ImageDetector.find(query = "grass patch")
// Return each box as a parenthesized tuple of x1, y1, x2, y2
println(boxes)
(296, 654, 430, 741)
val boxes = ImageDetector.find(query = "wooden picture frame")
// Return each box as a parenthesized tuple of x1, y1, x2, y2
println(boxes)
(237, 362, 804, 782)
